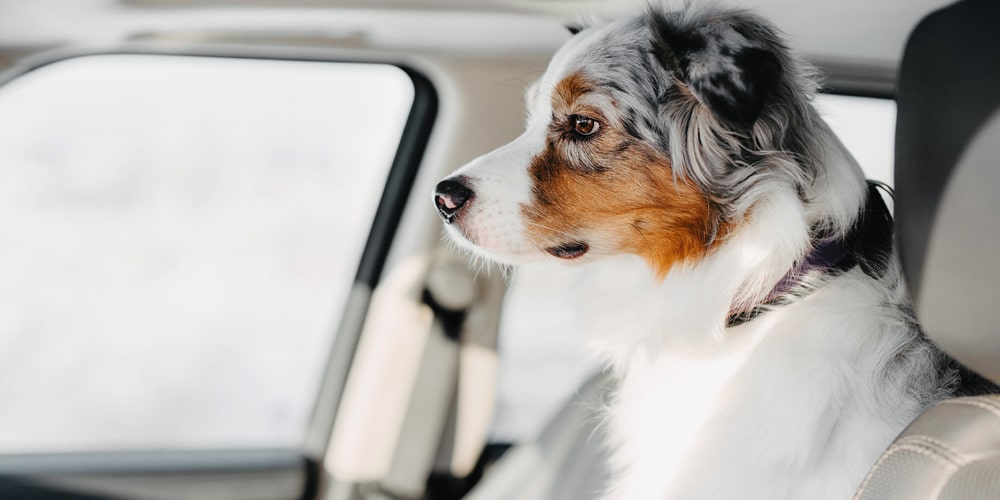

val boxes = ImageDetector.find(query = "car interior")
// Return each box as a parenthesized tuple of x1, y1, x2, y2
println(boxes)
(0, 0, 996, 499)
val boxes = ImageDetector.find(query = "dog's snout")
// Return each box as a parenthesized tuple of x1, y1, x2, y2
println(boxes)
(434, 177, 474, 222)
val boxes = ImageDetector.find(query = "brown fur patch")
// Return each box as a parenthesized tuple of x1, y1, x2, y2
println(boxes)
(523, 72, 721, 278)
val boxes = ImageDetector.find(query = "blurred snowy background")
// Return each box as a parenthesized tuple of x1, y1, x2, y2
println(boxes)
(0, 53, 894, 453)
(0, 55, 412, 451)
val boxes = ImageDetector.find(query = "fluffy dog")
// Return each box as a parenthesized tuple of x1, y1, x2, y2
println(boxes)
(433, 6, 988, 499)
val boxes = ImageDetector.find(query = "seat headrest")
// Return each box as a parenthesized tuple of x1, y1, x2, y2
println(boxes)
(895, 0, 1000, 384)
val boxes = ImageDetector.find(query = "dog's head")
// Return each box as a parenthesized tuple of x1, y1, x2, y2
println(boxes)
(434, 7, 822, 278)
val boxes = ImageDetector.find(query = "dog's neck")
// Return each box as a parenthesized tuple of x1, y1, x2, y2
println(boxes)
(584, 131, 873, 368)
(581, 187, 813, 367)
(725, 235, 854, 327)
(726, 181, 893, 327)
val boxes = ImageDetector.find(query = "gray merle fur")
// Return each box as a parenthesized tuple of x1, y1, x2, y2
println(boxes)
(562, 7, 827, 241)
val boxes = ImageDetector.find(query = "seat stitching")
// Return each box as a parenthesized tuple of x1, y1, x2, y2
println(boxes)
(853, 452, 887, 499)
(956, 396, 1000, 410)
(892, 440, 965, 468)
(855, 397, 1000, 498)
(938, 398, 1000, 420)
(901, 435, 967, 464)
(853, 440, 960, 499)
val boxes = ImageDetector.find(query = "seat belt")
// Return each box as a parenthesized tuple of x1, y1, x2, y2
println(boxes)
(426, 253, 506, 483)
(326, 248, 504, 499)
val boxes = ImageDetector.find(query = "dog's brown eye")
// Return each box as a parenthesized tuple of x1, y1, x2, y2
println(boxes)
(572, 115, 600, 136)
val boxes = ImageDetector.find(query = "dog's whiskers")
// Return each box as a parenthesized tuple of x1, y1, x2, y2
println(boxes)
(521, 208, 583, 242)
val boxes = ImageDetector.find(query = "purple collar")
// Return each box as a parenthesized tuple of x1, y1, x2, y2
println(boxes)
(726, 181, 893, 328)
(767, 234, 855, 301)
(726, 235, 856, 327)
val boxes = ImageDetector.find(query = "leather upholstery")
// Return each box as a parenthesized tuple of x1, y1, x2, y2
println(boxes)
(855, 396, 1000, 500)
(894, 0, 1000, 300)
(856, 0, 1000, 498)
(894, 0, 1000, 386)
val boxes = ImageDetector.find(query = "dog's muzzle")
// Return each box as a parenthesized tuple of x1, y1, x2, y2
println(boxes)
(434, 176, 474, 224)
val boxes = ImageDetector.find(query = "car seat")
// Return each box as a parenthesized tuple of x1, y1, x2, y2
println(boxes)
(853, 1, 1000, 498)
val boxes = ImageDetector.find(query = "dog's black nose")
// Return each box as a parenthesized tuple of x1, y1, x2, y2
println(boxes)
(434, 178, 474, 222)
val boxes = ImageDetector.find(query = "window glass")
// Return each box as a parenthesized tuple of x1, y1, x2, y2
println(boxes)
(0, 55, 414, 452)
(491, 94, 897, 443)
(815, 93, 897, 187)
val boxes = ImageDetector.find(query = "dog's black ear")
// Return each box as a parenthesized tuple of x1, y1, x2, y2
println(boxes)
(648, 9, 782, 130)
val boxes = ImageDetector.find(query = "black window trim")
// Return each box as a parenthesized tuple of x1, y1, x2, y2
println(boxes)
(812, 57, 897, 99)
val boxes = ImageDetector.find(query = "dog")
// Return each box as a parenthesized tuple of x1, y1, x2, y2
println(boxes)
(433, 6, 991, 499)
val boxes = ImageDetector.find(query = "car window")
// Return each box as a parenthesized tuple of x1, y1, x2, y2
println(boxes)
(491, 93, 897, 443)
(816, 93, 897, 188)
(0, 54, 414, 452)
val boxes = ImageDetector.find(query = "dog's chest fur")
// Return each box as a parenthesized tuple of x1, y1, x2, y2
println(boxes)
(577, 262, 944, 500)
(432, 6, 965, 498)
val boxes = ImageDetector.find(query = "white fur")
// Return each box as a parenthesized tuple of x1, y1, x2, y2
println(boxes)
(514, 155, 935, 499)
(561, 168, 931, 499)
(588, 264, 927, 500)
(436, 12, 942, 499)
(441, 19, 634, 266)
(441, 133, 542, 262)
